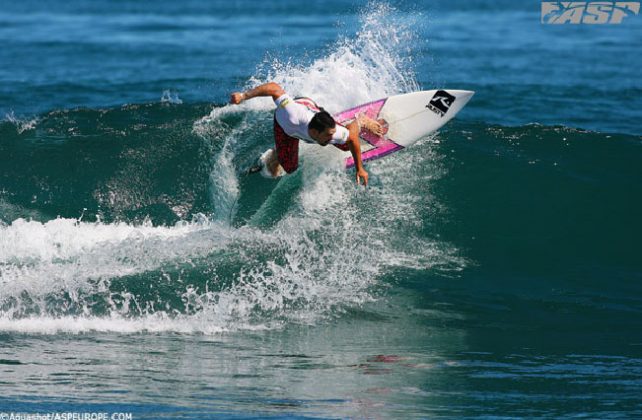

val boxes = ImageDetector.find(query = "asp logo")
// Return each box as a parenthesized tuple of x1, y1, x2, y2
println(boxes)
(426, 90, 456, 117)
(541, 2, 640, 24)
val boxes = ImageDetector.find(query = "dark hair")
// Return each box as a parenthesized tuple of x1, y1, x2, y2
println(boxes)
(308, 110, 336, 132)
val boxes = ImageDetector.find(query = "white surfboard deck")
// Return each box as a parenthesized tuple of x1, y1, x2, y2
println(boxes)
(254, 89, 474, 175)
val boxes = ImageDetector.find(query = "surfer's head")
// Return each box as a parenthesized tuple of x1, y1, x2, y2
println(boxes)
(308, 110, 336, 146)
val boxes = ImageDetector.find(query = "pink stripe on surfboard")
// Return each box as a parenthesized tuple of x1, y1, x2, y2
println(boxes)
(333, 97, 405, 169)
(359, 130, 389, 147)
(345, 141, 403, 169)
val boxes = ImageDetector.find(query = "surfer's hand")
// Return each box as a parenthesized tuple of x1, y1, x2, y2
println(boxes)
(370, 120, 385, 136)
(230, 92, 244, 105)
(356, 168, 368, 187)
(357, 114, 385, 136)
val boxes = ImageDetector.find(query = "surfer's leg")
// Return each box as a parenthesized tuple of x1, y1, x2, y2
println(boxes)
(274, 119, 300, 174)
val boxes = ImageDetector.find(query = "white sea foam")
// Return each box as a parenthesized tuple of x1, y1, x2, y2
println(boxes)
(194, 3, 420, 124)
(0, 314, 231, 335)
(256, 3, 420, 113)
(0, 208, 385, 334)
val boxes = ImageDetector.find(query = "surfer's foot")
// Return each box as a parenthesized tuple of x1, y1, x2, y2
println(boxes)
(252, 149, 286, 178)
(265, 152, 285, 177)
(357, 114, 385, 136)
(269, 161, 284, 178)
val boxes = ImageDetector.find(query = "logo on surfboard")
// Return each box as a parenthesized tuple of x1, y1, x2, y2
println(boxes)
(426, 90, 456, 117)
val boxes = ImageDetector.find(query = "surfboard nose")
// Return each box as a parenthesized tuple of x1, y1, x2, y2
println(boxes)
(446, 90, 474, 113)
(451, 90, 475, 102)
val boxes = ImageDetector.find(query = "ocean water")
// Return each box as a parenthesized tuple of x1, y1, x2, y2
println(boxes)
(1, 0, 641, 418)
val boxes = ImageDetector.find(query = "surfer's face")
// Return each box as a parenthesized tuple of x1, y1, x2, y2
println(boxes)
(311, 127, 335, 146)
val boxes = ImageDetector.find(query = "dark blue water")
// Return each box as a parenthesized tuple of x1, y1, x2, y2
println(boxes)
(1, 0, 641, 418)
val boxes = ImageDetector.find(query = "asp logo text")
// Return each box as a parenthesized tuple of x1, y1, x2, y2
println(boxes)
(541, 2, 640, 24)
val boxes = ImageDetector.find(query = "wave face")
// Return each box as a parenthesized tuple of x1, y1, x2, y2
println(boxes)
(2, 110, 641, 335)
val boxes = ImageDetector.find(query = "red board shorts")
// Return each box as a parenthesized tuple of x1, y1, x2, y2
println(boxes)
(273, 117, 350, 174)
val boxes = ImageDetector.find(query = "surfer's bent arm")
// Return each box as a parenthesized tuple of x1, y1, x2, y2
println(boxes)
(346, 121, 368, 187)
(230, 82, 285, 104)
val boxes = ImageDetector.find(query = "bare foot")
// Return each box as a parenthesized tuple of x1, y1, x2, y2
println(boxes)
(266, 151, 285, 177)
(269, 161, 284, 177)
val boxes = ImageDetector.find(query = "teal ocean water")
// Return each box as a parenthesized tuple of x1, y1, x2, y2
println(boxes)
(1, 1, 642, 418)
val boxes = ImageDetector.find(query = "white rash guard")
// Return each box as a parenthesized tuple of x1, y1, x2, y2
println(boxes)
(274, 94, 349, 145)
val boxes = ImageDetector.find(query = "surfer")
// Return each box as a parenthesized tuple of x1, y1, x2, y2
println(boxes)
(229, 82, 383, 186)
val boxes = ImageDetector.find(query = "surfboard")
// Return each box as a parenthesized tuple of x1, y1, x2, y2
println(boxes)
(250, 89, 474, 176)
(334, 89, 474, 168)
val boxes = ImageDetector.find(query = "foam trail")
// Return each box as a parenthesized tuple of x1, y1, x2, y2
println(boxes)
(193, 109, 245, 224)
(208, 131, 241, 223)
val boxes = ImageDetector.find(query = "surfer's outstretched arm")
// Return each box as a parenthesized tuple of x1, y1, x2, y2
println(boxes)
(346, 121, 368, 187)
(230, 82, 285, 104)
